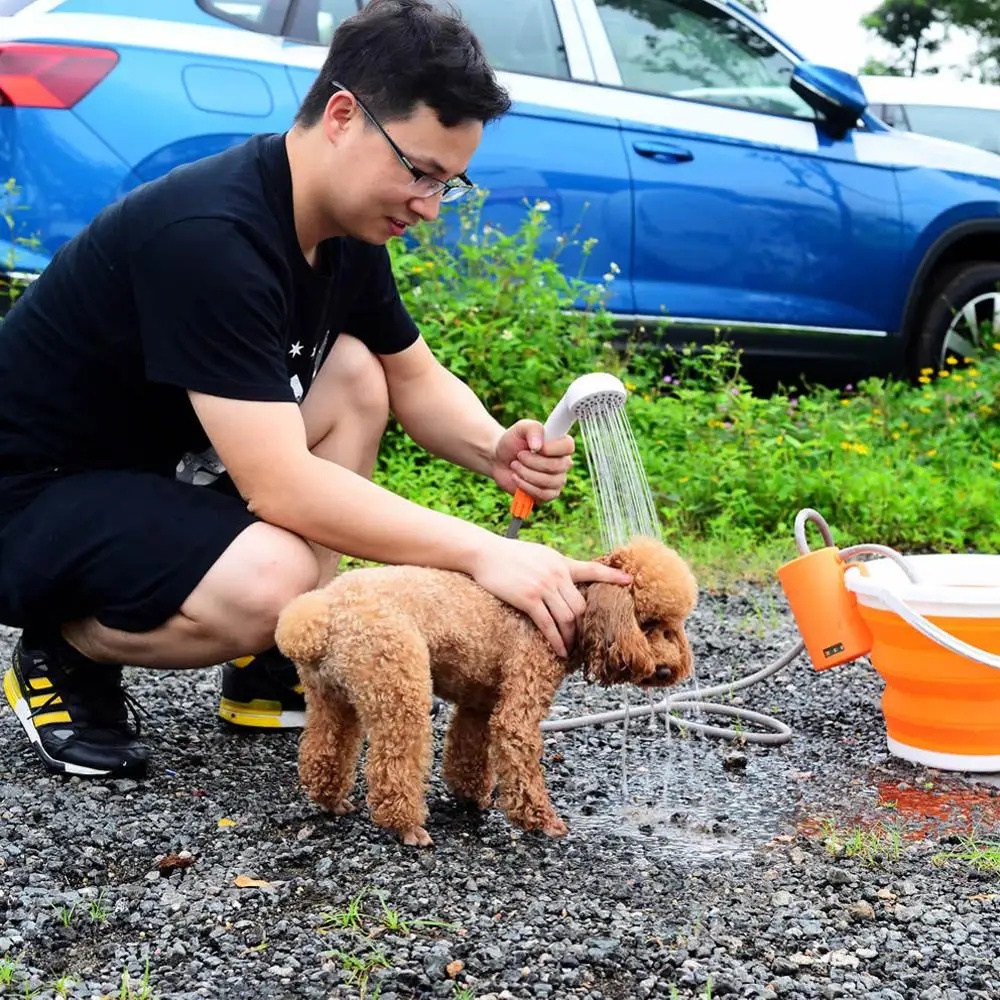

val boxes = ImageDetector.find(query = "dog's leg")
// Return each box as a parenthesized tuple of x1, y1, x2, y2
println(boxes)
(443, 706, 495, 809)
(490, 681, 567, 838)
(362, 694, 434, 847)
(298, 675, 362, 816)
(350, 648, 435, 849)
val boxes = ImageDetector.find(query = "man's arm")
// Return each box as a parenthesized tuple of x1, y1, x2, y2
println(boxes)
(188, 391, 632, 656)
(380, 336, 503, 477)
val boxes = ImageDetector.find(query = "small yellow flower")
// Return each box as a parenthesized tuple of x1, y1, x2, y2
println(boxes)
(625, 381, 636, 391)
(776, 435, 784, 445)
(679, 476, 690, 483)
(853, 443, 869, 455)
(918, 376, 931, 384)
(994, 342, 1000, 350)
(981, 405, 993, 414)
(873, 408, 882, 415)
(993, 461, 1000, 471)
(969, 368, 981, 376)
(900, 421, 909, 428)
(953, 372, 964, 381)
(969, 382, 978, 389)
(938, 370, 951, 378)
(920, 367, 934, 375)
(920, 406, 932, 414)
(841, 399, 850, 406)
(926, 449, 938, 457)
(411, 264, 424, 273)
(892, 432, 901, 440)
(840, 441, 852, 450)
(946, 356, 959, 365)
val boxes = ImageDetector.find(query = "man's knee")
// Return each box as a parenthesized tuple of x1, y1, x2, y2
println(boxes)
(185, 524, 320, 651)
(317, 334, 390, 429)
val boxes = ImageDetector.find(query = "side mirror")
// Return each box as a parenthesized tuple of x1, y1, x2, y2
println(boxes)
(791, 62, 868, 140)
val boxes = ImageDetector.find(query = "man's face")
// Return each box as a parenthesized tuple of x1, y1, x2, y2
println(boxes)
(325, 97, 483, 245)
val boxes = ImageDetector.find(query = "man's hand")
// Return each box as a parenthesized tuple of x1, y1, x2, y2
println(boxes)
(492, 419, 574, 502)
(471, 537, 633, 657)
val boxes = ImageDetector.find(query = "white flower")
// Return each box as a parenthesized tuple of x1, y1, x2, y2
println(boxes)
(501, 329, 514, 341)
(535, 200, 551, 212)
(610, 261, 621, 274)
(603, 272, 615, 282)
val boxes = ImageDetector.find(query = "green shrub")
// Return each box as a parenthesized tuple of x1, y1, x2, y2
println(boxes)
(382, 195, 1000, 573)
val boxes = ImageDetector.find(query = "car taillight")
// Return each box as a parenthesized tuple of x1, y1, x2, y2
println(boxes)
(0, 42, 118, 108)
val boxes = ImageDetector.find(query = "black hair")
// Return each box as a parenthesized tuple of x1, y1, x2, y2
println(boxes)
(295, 0, 512, 128)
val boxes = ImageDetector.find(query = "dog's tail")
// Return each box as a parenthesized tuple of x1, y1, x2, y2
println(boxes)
(275, 589, 333, 667)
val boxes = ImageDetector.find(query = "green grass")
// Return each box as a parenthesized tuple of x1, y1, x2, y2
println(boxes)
(932, 835, 1000, 875)
(377, 196, 1000, 584)
(815, 817, 903, 867)
(315, 887, 463, 999)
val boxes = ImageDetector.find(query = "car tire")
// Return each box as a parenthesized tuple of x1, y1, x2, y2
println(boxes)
(911, 261, 1000, 377)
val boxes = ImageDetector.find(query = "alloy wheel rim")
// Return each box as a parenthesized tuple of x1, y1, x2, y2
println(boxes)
(941, 291, 1000, 368)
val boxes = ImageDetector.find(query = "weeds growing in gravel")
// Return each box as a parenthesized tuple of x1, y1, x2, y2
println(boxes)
(816, 818, 903, 866)
(315, 886, 463, 999)
(0, 955, 20, 985)
(932, 834, 1000, 875)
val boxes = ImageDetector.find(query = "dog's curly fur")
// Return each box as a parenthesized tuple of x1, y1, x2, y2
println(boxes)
(275, 536, 697, 847)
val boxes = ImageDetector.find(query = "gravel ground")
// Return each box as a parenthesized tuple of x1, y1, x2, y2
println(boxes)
(2, 584, 1000, 1000)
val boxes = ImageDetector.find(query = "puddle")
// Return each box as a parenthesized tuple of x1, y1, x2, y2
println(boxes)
(559, 745, 802, 863)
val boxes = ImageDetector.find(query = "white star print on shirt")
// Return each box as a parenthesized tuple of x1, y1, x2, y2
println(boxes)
(289, 341, 304, 357)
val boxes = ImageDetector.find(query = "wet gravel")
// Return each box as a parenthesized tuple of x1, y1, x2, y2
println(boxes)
(3, 585, 1000, 999)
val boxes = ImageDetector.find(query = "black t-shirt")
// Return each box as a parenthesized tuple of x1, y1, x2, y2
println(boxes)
(0, 132, 419, 514)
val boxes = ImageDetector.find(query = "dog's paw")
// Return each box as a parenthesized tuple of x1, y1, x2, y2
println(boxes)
(400, 826, 434, 848)
(542, 815, 569, 838)
(332, 798, 356, 816)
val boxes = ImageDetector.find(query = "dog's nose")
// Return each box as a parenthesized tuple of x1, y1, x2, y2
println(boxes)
(655, 665, 673, 681)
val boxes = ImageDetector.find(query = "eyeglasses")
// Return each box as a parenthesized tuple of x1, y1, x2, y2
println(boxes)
(332, 81, 475, 204)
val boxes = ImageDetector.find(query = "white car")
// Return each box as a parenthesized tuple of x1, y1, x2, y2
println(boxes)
(861, 75, 1000, 156)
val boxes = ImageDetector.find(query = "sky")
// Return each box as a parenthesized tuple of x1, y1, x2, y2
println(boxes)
(759, 0, 980, 80)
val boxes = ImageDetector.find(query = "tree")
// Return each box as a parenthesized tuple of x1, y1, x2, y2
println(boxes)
(938, 0, 1000, 81)
(859, 57, 906, 76)
(862, 0, 946, 76)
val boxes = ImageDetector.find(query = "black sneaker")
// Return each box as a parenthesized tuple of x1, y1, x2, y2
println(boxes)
(3, 635, 149, 778)
(218, 647, 305, 729)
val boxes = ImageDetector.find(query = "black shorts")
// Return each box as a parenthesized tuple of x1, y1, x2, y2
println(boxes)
(0, 470, 258, 632)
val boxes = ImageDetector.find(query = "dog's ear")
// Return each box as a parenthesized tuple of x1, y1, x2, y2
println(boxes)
(581, 581, 655, 686)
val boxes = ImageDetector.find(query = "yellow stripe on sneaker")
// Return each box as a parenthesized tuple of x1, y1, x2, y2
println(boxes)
(29, 677, 52, 691)
(3, 667, 23, 711)
(231, 656, 256, 668)
(218, 696, 285, 728)
(33, 710, 72, 727)
(29, 693, 60, 709)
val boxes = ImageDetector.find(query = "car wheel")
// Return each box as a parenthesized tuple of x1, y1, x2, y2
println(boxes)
(912, 261, 1000, 376)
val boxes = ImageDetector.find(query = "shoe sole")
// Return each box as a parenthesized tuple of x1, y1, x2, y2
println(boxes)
(218, 696, 304, 729)
(3, 667, 118, 777)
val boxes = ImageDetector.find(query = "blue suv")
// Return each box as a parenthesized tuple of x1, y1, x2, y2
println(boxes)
(4, 0, 1000, 379)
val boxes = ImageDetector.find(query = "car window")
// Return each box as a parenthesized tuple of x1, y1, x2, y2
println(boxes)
(595, 0, 813, 118)
(199, 0, 288, 33)
(445, 0, 570, 79)
(898, 104, 1000, 155)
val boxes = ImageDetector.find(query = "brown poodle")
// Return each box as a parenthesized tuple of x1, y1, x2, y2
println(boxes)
(275, 536, 697, 848)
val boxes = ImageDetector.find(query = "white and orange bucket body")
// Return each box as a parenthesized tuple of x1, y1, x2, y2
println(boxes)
(779, 549, 1000, 773)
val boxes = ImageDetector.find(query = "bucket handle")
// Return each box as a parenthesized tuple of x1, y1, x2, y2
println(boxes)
(861, 582, 1000, 671)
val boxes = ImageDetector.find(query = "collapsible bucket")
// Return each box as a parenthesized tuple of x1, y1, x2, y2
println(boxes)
(844, 554, 1000, 772)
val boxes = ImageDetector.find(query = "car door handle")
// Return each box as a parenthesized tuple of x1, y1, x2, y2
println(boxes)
(632, 140, 694, 163)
